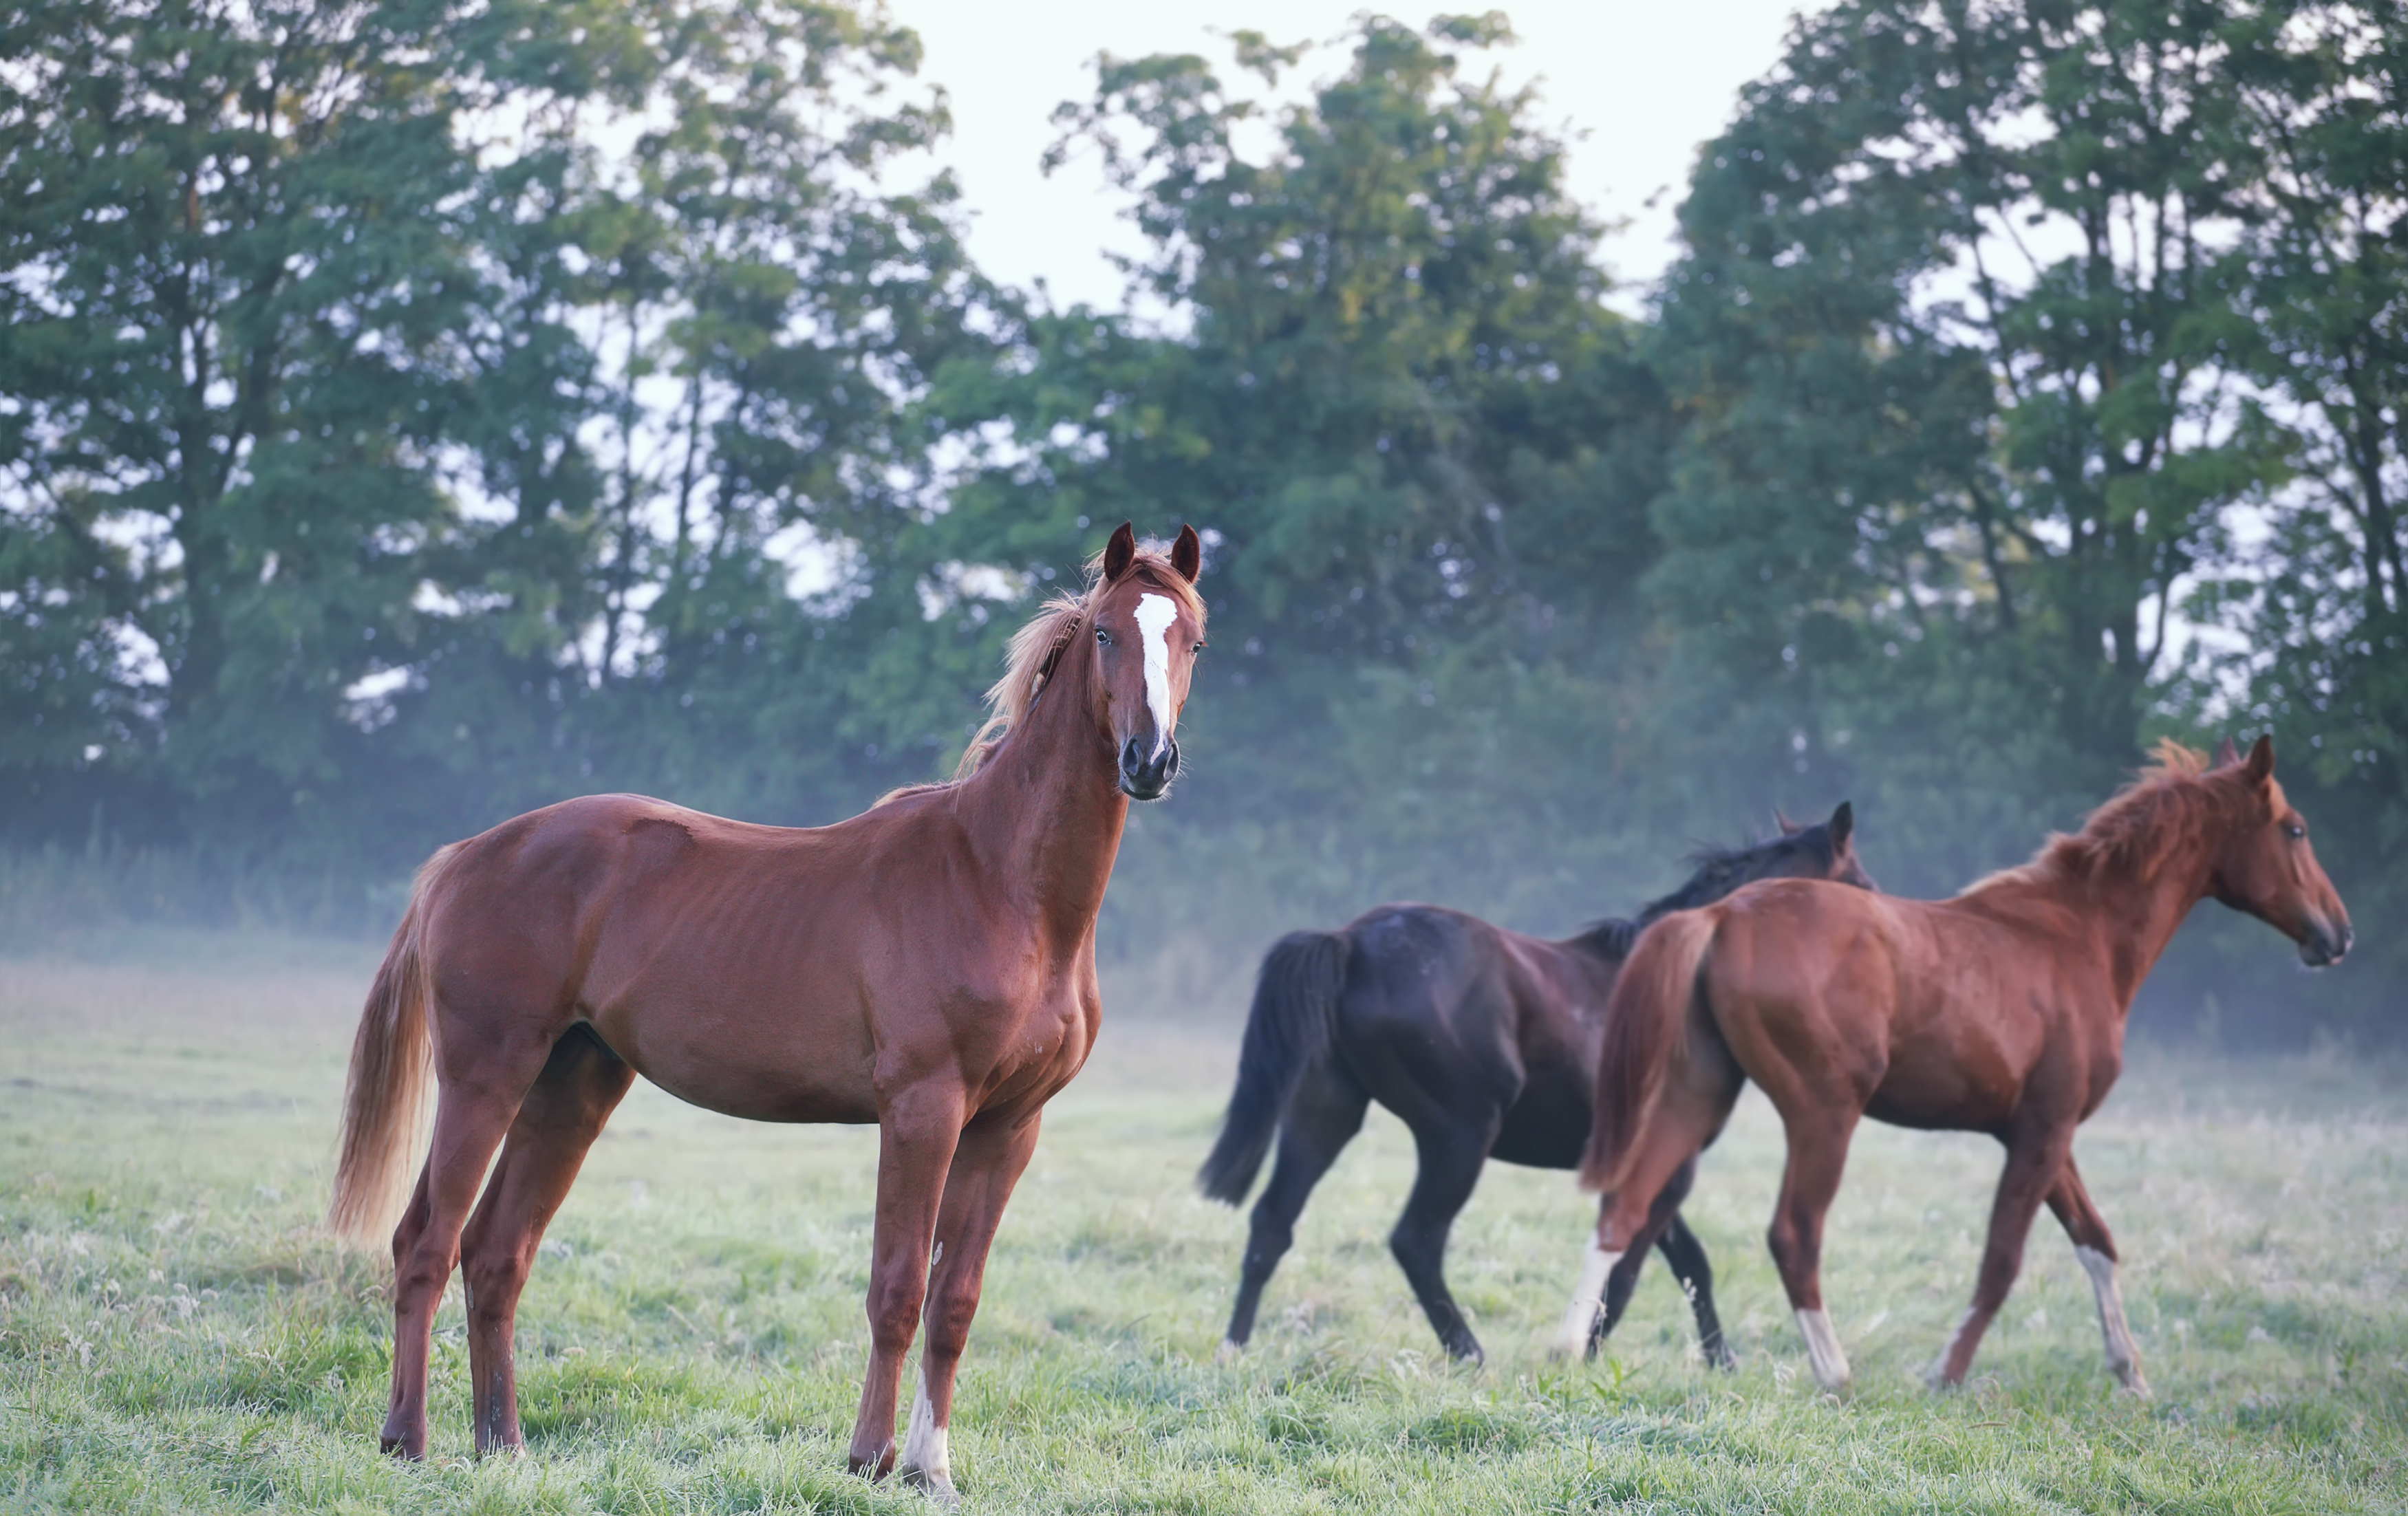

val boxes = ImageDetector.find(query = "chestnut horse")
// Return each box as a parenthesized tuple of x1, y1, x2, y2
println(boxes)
(1579, 737, 2351, 1394)
(327, 523, 1206, 1498)
(1199, 804, 1876, 1366)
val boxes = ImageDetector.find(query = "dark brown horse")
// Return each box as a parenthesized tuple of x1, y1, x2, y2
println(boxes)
(1200, 804, 1876, 1365)
(1581, 737, 2351, 1393)
(327, 523, 1207, 1498)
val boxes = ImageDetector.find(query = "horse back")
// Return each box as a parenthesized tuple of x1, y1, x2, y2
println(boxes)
(1702, 878, 2089, 1129)
(415, 792, 1070, 1125)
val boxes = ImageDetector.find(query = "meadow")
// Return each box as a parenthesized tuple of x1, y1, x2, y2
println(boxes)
(1, 933, 2403, 1513)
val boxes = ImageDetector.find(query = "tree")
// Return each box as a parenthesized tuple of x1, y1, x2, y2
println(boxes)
(0, 0, 555, 845)
(1646, 0, 2291, 884)
(930, 15, 1678, 934)
(0, 0, 997, 869)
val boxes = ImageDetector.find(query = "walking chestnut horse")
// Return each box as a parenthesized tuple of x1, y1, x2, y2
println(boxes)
(1199, 804, 1876, 1366)
(327, 523, 1205, 1498)
(1579, 737, 2350, 1394)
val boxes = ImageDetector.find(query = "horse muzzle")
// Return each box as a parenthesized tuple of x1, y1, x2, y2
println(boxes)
(1119, 736, 1179, 801)
(2299, 917, 2352, 968)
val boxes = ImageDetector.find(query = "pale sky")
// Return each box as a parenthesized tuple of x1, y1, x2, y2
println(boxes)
(884, 1, 1826, 313)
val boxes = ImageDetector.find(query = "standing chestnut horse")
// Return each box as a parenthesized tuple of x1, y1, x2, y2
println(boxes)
(327, 523, 1206, 1499)
(1199, 804, 1876, 1366)
(1579, 737, 2350, 1394)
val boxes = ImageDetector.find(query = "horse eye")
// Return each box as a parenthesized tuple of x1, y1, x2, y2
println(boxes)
(1095, 628, 1110, 645)
(1193, 642, 1207, 654)
(2284, 823, 2305, 840)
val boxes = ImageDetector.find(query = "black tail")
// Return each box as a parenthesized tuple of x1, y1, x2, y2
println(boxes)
(1197, 929, 1351, 1204)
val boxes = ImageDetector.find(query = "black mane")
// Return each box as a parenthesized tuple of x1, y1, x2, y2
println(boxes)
(1570, 827, 1831, 960)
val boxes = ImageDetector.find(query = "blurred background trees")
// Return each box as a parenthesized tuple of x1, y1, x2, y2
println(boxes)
(3, 1, 2399, 1041)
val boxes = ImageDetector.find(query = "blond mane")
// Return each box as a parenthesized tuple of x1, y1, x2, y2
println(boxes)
(1964, 739, 2231, 895)
(877, 542, 1206, 805)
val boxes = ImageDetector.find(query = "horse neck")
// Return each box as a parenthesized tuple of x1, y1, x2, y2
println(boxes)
(2069, 814, 2222, 1013)
(954, 644, 1128, 947)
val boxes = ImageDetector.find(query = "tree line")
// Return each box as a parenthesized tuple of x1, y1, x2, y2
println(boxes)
(3, 1, 2400, 1040)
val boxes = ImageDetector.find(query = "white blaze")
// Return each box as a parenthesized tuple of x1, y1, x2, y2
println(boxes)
(1134, 592, 1179, 759)
(1796, 1307, 1851, 1389)
(1551, 1241, 1622, 1358)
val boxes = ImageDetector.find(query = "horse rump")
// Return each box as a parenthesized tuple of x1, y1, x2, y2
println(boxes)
(1196, 929, 1351, 1204)
(1581, 909, 1718, 1195)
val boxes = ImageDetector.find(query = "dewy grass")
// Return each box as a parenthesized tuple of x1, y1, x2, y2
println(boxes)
(2, 943, 2404, 1513)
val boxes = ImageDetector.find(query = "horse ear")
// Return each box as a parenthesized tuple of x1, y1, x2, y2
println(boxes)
(1774, 808, 1800, 836)
(1102, 521, 1137, 582)
(1827, 801, 1853, 850)
(2214, 735, 2240, 769)
(1170, 523, 1202, 583)
(2244, 733, 2275, 785)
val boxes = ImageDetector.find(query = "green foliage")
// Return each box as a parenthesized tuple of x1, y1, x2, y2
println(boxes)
(1, 2, 2399, 1040)
(935, 16, 1678, 933)
(1642, 0, 2304, 889)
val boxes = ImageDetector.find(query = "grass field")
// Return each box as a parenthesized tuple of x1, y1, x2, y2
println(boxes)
(2, 932, 2404, 1513)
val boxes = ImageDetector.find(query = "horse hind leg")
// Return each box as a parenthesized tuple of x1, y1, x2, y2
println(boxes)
(382, 1033, 555, 1458)
(1222, 1065, 1368, 1355)
(2045, 1155, 2149, 1396)
(458, 1026, 636, 1456)
(1560, 1079, 1736, 1361)
(1761, 1103, 1864, 1391)
(1602, 1158, 1734, 1369)
(1389, 1108, 1501, 1363)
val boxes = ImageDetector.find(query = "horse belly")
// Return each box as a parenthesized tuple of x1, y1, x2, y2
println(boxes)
(592, 995, 879, 1125)
(1866, 1044, 2019, 1131)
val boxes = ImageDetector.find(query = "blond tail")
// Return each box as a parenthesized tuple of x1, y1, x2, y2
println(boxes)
(325, 844, 459, 1247)
(1582, 910, 1718, 1194)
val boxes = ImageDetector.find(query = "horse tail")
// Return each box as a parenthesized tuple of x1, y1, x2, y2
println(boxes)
(1196, 929, 1352, 1205)
(326, 843, 461, 1248)
(1582, 909, 1719, 1195)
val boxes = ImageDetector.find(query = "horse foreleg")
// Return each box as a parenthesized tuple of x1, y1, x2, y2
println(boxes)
(459, 1027, 634, 1456)
(848, 1088, 967, 1482)
(1224, 1067, 1368, 1355)
(1927, 1125, 2073, 1388)
(901, 1112, 1044, 1506)
(383, 1067, 537, 1458)
(2045, 1156, 2149, 1396)
(1764, 1107, 1862, 1390)
(1390, 1111, 1499, 1364)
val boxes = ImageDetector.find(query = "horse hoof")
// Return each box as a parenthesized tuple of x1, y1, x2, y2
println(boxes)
(901, 1465, 962, 1508)
(1215, 1338, 1245, 1365)
(2114, 1365, 2153, 1399)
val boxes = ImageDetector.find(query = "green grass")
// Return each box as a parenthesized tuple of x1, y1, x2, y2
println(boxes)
(3, 941, 2405, 1513)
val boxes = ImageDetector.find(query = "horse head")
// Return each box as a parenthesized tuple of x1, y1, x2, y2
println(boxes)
(1763, 801, 1878, 893)
(1086, 521, 1206, 800)
(2208, 736, 2352, 967)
